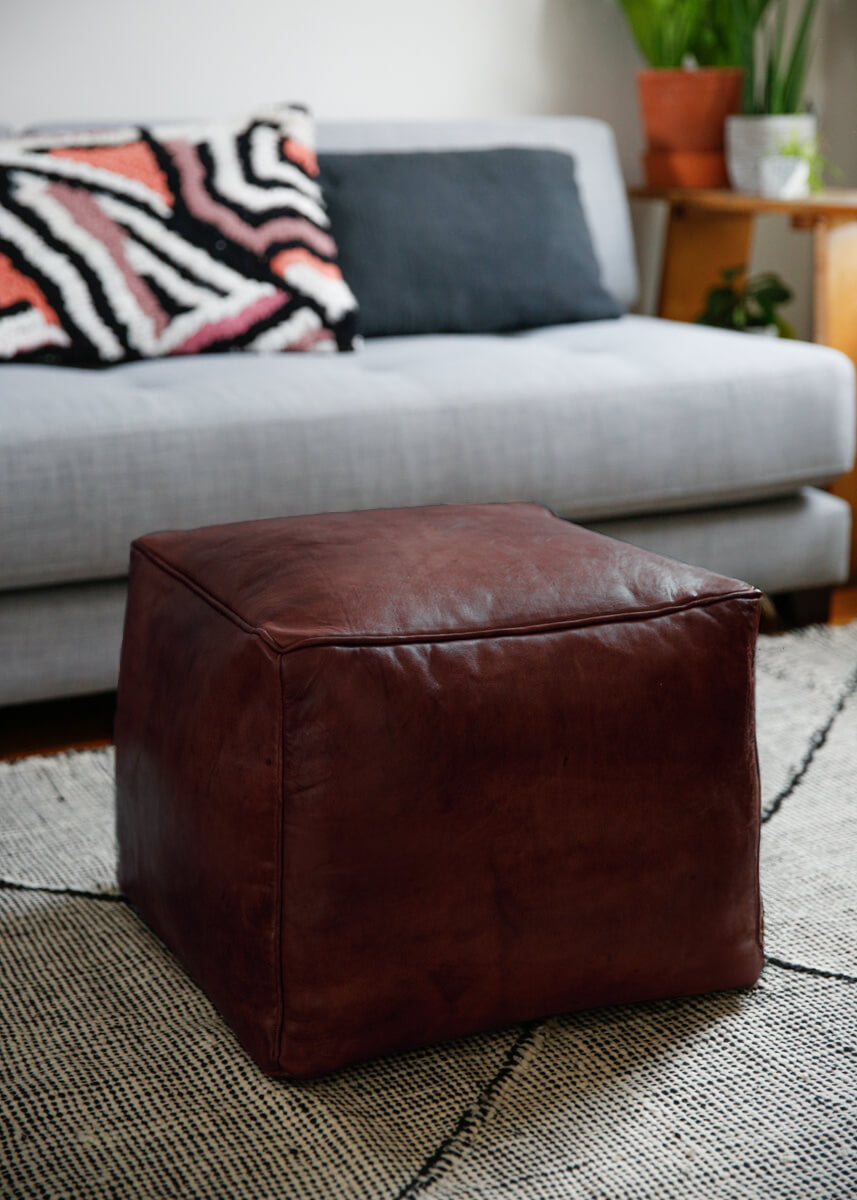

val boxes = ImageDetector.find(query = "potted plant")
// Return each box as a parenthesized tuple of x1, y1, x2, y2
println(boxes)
(725, 0, 819, 194)
(617, 0, 745, 188)
(758, 130, 837, 197)
(695, 265, 796, 336)
(758, 131, 839, 197)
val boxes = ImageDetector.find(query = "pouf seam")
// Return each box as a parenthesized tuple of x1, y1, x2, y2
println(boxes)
(739, 624, 763, 960)
(131, 542, 283, 651)
(274, 651, 287, 1072)
(266, 590, 761, 651)
(133, 543, 760, 651)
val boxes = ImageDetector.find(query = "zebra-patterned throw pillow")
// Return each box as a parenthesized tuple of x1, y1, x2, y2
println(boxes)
(0, 105, 358, 363)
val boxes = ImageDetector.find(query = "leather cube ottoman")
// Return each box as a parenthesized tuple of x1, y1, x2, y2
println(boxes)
(115, 502, 764, 1078)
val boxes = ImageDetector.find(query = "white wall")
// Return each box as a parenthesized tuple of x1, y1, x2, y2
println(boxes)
(0, 0, 637, 134)
(821, 0, 857, 186)
(0, 0, 851, 335)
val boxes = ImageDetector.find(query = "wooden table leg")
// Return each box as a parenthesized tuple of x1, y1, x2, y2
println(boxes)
(815, 218, 857, 578)
(657, 207, 755, 323)
(814, 218, 857, 359)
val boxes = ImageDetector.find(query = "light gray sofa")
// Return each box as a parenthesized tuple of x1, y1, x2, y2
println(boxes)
(1, 116, 855, 706)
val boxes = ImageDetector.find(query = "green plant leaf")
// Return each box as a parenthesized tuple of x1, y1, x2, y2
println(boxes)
(616, 0, 706, 67)
(752, 0, 817, 114)
(730, 0, 772, 111)
(767, 0, 787, 113)
(776, 132, 840, 191)
(774, 314, 797, 338)
(749, 272, 793, 303)
(727, 0, 816, 113)
(696, 265, 793, 335)
(781, 0, 816, 113)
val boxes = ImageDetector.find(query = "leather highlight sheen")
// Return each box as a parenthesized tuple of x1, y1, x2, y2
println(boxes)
(115, 502, 764, 1077)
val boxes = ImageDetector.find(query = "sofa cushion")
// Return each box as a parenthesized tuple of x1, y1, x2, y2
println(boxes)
(317, 117, 638, 313)
(0, 315, 853, 591)
(20, 117, 640, 315)
(318, 148, 620, 337)
(2, 489, 847, 707)
(0, 105, 358, 363)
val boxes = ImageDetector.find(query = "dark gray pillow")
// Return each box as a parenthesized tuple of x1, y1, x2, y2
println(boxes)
(317, 147, 621, 338)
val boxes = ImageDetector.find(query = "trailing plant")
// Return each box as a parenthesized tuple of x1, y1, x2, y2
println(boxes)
(777, 133, 840, 192)
(696, 265, 796, 336)
(732, 0, 817, 113)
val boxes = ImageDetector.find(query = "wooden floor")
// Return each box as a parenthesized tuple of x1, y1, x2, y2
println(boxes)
(2, 586, 856, 762)
(0, 691, 115, 761)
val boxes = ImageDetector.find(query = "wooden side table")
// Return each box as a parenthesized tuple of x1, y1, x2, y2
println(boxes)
(631, 187, 857, 581)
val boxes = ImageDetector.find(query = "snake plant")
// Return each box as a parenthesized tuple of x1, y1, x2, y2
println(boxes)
(731, 0, 817, 113)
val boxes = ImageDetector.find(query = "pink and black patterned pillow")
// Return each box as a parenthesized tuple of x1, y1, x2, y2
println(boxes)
(0, 104, 358, 363)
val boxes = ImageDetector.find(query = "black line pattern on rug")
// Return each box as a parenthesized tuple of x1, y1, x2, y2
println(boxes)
(0, 878, 126, 904)
(766, 955, 857, 985)
(761, 656, 857, 824)
(392, 1019, 544, 1200)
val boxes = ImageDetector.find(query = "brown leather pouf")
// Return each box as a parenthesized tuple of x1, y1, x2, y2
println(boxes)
(115, 502, 764, 1079)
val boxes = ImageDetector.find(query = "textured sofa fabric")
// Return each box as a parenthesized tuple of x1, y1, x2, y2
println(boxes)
(1, 488, 846, 707)
(115, 503, 764, 1077)
(316, 118, 639, 311)
(0, 107, 359, 364)
(0, 116, 854, 705)
(0, 316, 852, 592)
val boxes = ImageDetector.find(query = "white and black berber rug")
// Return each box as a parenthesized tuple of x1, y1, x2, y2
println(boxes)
(1, 625, 856, 1199)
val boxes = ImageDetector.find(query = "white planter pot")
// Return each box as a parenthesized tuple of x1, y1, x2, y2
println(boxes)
(759, 154, 812, 200)
(725, 114, 817, 194)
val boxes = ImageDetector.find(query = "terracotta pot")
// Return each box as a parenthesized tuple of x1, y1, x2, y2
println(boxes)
(643, 150, 731, 189)
(638, 67, 744, 152)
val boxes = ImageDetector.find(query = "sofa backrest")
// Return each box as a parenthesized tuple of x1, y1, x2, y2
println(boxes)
(15, 114, 638, 312)
(317, 117, 638, 312)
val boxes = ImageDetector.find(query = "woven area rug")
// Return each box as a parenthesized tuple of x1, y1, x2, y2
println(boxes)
(1, 625, 856, 1199)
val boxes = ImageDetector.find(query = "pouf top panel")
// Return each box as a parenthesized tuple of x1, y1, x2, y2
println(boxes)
(132, 503, 758, 652)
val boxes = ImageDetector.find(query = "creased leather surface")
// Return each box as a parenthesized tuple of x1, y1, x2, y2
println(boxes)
(133, 503, 755, 651)
(115, 549, 284, 1069)
(115, 503, 763, 1077)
